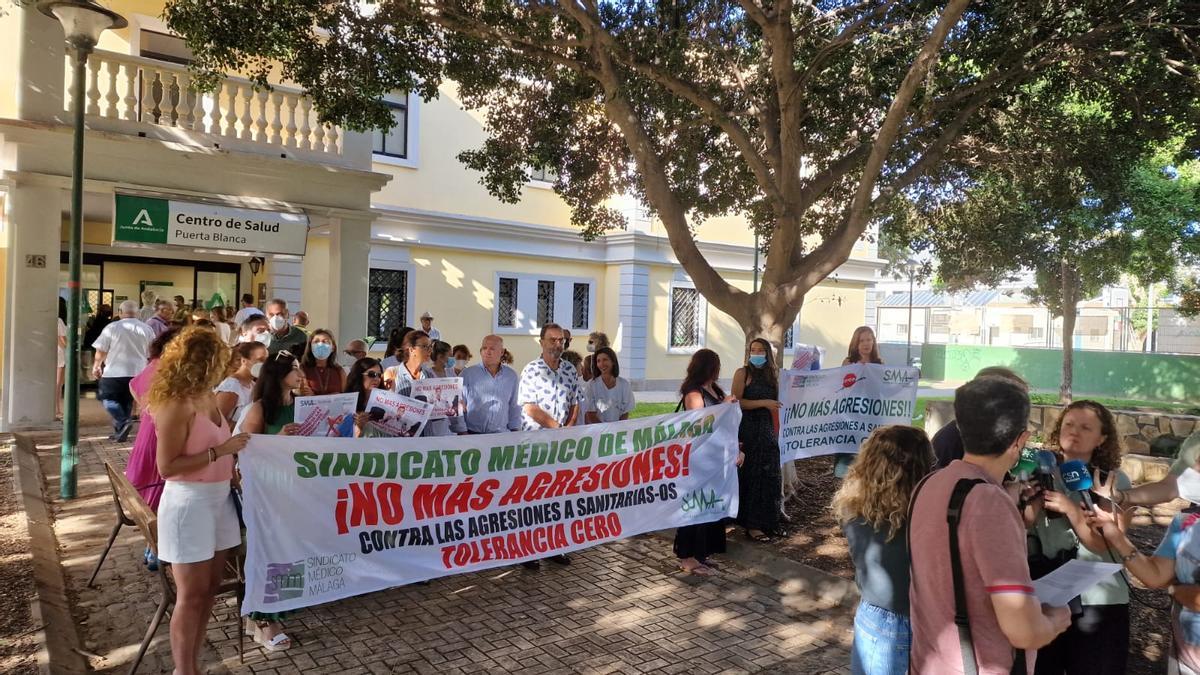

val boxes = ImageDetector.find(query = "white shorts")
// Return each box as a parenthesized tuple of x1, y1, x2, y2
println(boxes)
(157, 480, 241, 564)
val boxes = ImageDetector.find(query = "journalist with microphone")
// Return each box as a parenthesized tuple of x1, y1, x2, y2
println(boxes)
(909, 377, 1070, 674)
(1024, 401, 1132, 675)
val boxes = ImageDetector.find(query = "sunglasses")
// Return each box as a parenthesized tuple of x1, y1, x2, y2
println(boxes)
(364, 370, 382, 379)
(274, 350, 295, 361)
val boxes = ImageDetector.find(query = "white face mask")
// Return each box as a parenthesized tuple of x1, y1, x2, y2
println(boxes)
(586, 343, 596, 353)
(249, 362, 264, 378)
(248, 330, 272, 347)
(1178, 468, 1200, 504)
(268, 315, 288, 331)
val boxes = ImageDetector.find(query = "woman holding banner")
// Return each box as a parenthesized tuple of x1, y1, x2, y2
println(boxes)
(345, 357, 390, 437)
(833, 326, 884, 478)
(387, 330, 465, 437)
(674, 349, 743, 576)
(583, 347, 635, 424)
(149, 327, 251, 674)
(832, 425, 934, 675)
(731, 339, 783, 542)
(237, 352, 305, 651)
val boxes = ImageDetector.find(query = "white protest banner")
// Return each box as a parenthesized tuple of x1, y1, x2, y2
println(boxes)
(239, 403, 742, 614)
(410, 377, 464, 420)
(365, 389, 433, 437)
(294, 393, 359, 437)
(778, 363, 919, 463)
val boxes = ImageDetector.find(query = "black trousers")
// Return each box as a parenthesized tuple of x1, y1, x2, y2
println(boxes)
(673, 521, 726, 560)
(1033, 603, 1129, 675)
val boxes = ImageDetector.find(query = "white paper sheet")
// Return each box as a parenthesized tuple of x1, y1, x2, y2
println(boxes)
(1031, 559, 1123, 607)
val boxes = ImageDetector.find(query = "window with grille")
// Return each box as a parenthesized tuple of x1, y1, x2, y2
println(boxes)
(529, 166, 558, 182)
(371, 100, 408, 158)
(367, 268, 407, 339)
(537, 280, 556, 327)
(572, 283, 589, 330)
(670, 287, 702, 348)
(497, 277, 518, 327)
(783, 324, 795, 350)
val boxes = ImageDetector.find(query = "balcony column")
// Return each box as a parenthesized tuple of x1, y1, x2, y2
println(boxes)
(17, 6, 68, 122)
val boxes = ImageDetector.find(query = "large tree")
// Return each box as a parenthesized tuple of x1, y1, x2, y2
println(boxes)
(890, 130, 1200, 401)
(164, 0, 1199, 350)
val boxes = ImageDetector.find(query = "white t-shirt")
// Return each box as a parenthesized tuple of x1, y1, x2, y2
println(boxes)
(425, 327, 442, 341)
(56, 318, 67, 368)
(583, 376, 635, 423)
(91, 318, 154, 378)
(214, 376, 253, 424)
(214, 321, 233, 345)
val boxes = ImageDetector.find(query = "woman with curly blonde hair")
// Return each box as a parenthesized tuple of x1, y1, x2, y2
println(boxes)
(151, 327, 250, 675)
(832, 425, 933, 675)
(1028, 400, 1132, 675)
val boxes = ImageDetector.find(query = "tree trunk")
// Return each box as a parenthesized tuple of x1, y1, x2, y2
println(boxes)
(1059, 262, 1077, 403)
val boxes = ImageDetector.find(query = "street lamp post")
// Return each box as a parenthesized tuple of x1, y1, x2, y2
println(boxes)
(904, 259, 920, 367)
(38, 0, 126, 500)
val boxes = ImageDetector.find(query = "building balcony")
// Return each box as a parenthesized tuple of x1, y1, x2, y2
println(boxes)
(63, 50, 369, 169)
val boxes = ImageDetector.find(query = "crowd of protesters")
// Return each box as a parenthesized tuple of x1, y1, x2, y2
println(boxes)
(66, 291, 1200, 674)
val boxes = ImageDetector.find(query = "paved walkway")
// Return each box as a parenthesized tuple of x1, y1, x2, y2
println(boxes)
(28, 424, 852, 674)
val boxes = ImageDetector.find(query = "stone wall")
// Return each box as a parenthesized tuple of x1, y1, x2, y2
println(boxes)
(924, 400, 1199, 457)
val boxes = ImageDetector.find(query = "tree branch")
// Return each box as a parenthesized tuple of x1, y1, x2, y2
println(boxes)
(768, 0, 972, 290)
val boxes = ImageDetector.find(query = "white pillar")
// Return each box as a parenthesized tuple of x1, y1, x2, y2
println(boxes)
(328, 217, 371, 346)
(266, 256, 303, 310)
(2, 184, 63, 430)
(16, 6, 67, 122)
(617, 264, 649, 384)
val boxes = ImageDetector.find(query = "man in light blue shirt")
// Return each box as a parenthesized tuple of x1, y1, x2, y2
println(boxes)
(461, 334, 522, 434)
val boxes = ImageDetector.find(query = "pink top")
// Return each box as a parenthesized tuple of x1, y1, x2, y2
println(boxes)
(174, 411, 234, 483)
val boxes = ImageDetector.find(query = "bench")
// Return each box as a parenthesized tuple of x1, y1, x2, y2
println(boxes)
(88, 462, 244, 673)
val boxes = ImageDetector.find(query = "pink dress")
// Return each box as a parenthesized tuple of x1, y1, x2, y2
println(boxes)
(124, 360, 164, 511)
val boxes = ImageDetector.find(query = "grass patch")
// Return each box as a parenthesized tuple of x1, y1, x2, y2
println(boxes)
(630, 402, 678, 419)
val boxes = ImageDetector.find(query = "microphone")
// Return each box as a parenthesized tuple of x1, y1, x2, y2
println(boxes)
(1061, 459, 1096, 511)
(1013, 448, 1038, 482)
(1034, 450, 1065, 519)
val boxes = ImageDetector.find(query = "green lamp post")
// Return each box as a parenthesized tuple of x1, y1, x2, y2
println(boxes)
(37, 0, 127, 499)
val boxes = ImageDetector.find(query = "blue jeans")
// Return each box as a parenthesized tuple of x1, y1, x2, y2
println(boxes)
(98, 376, 133, 433)
(851, 600, 911, 675)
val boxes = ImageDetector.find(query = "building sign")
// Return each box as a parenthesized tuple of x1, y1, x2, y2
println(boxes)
(113, 194, 308, 255)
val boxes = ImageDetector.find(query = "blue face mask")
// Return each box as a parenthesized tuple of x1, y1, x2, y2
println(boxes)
(749, 354, 767, 367)
(446, 357, 457, 368)
(311, 342, 334, 360)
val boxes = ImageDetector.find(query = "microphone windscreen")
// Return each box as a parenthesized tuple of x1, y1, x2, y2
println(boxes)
(1061, 459, 1093, 492)
(1036, 450, 1059, 471)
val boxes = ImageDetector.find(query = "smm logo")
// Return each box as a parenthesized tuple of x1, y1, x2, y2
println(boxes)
(263, 561, 305, 603)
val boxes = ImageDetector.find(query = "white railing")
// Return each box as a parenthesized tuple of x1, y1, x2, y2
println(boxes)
(68, 50, 349, 164)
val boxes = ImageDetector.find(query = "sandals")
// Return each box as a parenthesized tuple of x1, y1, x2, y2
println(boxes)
(680, 563, 715, 577)
(745, 529, 775, 543)
(246, 619, 292, 651)
(678, 557, 716, 576)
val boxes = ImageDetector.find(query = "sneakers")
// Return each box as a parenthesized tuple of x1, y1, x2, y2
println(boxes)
(113, 420, 133, 443)
(143, 547, 159, 572)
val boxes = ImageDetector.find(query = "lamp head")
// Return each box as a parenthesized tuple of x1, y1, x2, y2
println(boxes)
(38, 0, 127, 52)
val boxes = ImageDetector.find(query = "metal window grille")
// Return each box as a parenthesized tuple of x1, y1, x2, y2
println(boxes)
(783, 324, 795, 350)
(537, 280, 556, 327)
(572, 283, 589, 329)
(497, 277, 518, 327)
(367, 268, 407, 339)
(371, 101, 408, 158)
(529, 166, 558, 182)
(670, 287, 701, 348)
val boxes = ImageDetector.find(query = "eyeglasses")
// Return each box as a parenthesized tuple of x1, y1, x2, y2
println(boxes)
(347, 350, 367, 357)
(415, 343, 433, 351)
(274, 350, 295, 361)
(364, 370, 382, 379)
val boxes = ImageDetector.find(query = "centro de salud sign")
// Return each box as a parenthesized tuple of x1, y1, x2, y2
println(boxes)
(113, 194, 309, 256)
